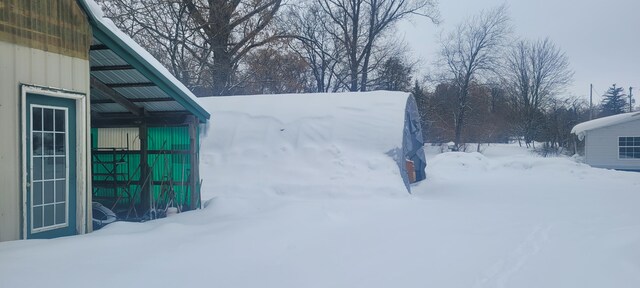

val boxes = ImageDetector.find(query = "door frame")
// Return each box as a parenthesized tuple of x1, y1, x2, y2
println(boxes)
(21, 84, 88, 239)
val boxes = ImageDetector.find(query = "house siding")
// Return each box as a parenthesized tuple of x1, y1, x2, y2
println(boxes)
(584, 118, 640, 170)
(0, 40, 90, 241)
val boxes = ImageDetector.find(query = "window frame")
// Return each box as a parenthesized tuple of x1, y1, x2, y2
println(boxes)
(618, 136, 640, 160)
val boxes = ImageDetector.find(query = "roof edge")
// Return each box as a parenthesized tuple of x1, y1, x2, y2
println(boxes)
(571, 111, 640, 138)
(78, 0, 210, 123)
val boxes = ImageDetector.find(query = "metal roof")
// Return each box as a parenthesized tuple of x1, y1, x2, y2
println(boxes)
(78, 0, 210, 125)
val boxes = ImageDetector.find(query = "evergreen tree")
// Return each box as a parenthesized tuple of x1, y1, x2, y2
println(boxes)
(374, 57, 413, 92)
(600, 84, 627, 117)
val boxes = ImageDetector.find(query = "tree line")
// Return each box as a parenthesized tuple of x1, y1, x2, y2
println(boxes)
(96, 1, 631, 155)
(97, 0, 438, 96)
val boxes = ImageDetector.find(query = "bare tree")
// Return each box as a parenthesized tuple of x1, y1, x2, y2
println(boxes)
(98, 0, 211, 89)
(286, 2, 345, 92)
(238, 44, 313, 94)
(437, 5, 511, 150)
(318, 0, 439, 92)
(182, 0, 285, 95)
(504, 38, 573, 145)
(98, 0, 286, 96)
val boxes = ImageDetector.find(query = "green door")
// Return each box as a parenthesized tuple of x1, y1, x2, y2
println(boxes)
(26, 93, 77, 239)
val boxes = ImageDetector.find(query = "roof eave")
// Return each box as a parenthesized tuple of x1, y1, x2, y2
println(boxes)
(78, 0, 210, 123)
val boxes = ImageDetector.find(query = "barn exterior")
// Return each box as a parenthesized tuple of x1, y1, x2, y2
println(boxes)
(0, 0, 210, 242)
(572, 112, 640, 171)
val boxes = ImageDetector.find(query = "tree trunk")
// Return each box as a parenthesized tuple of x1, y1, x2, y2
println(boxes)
(348, 1, 360, 92)
(454, 106, 465, 150)
(211, 46, 233, 95)
(360, 49, 371, 92)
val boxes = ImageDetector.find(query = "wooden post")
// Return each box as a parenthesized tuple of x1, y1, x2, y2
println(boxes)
(139, 121, 150, 213)
(187, 116, 199, 210)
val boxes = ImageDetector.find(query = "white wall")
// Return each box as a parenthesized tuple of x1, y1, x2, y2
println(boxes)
(0, 41, 90, 241)
(585, 119, 640, 170)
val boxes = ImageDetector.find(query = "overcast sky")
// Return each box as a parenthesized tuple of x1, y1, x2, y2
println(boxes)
(400, 0, 639, 103)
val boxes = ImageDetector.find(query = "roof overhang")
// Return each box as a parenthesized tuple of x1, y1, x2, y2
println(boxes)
(77, 0, 210, 125)
(571, 112, 640, 141)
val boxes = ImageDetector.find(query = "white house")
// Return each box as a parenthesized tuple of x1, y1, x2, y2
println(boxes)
(572, 112, 640, 171)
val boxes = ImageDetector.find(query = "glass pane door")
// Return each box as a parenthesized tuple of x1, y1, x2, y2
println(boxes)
(26, 93, 77, 239)
(31, 106, 69, 232)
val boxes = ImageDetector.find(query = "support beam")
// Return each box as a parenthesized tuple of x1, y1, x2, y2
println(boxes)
(90, 65, 134, 72)
(139, 122, 150, 214)
(91, 111, 191, 127)
(187, 115, 200, 210)
(90, 76, 144, 116)
(90, 44, 109, 50)
(91, 97, 174, 104)
(106, 82, 155, 88)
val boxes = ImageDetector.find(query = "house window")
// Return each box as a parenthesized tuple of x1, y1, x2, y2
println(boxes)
(618, 137, 640, 159)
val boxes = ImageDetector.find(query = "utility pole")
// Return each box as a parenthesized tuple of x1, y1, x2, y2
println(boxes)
(589, 84, 593, 119)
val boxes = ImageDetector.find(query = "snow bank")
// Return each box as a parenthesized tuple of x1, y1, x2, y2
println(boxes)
(2, 143, 640, 288)
(2, 84, 640, 288)
(197, 91, 414, 199)
(571, 112, 640, 139)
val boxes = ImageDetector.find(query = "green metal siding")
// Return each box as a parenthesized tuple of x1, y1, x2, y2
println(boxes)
(91, 125, 198, 217)
(147, 126, 193, 209)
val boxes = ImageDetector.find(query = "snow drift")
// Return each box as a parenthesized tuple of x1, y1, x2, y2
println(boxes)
(2, 91, 640, 288)
(198, 91, 426, 198)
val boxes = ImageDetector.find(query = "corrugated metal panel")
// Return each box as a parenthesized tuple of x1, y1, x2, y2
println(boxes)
(91, 126, 196, 210)
(80, 5, 210, 122)
(92, 152, 142, 206)
(91, 103, 129, 113)
(92, 70, 150, 85)
(139, 101, 185, 112)
(97, 128, 141, 150)
(147, 126, 192, 208)
(112, 86, 168, 100)
(89, 49, 128, 67)
(89, 87, 111, 101)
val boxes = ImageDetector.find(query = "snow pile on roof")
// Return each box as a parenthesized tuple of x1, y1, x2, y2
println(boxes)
(572, 112, 640, 139)
(197, 91, 412, 199)
(81, 0, 205, 110)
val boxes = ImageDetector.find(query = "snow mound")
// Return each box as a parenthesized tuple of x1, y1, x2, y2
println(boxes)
(198, 91, 413, 200)
(3, 143, 640, 288)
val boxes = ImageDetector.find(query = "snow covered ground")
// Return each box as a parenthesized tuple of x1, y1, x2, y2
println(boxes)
(2, 93, 640, 288)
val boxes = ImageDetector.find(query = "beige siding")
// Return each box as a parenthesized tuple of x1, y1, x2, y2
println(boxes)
(0, 40, 90, 241)
(97, 128, 141, 150)
(0, 0, 91, 60)
(584, 119, 640, 170)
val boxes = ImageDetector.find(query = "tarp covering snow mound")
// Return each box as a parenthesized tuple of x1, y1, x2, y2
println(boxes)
(198, 91, 425, 199)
